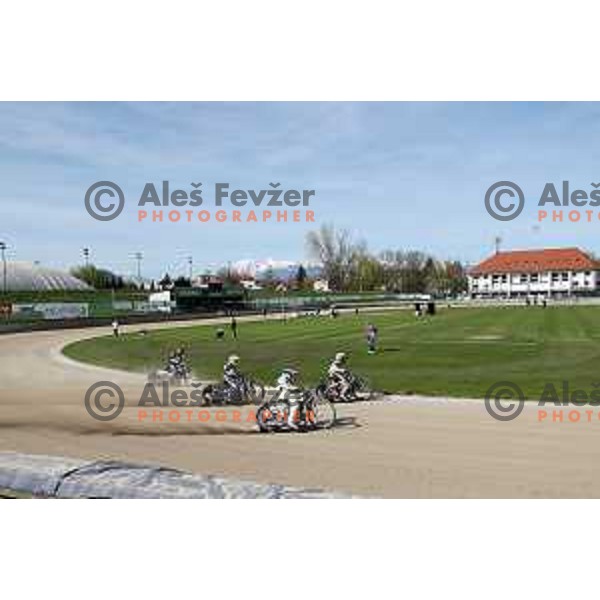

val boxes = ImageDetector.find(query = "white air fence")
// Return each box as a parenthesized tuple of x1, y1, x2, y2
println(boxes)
(0, 452, 350, 499)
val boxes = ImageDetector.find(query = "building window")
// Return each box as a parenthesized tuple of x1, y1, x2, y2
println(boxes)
(531, 274, 539, 283)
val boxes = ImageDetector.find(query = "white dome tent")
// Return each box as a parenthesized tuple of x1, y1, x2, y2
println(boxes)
(2, 262, 91, 292)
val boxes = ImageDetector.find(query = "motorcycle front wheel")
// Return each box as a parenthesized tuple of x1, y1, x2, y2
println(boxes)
(306, 395, 336, 430)
(352, 376, 375, 400)
(246, 381, 266, 405)
(202, 384, 219, 406)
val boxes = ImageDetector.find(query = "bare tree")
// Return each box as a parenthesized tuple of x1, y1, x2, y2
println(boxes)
(306, 225, 359, 291)
(307, 226, 468, 295)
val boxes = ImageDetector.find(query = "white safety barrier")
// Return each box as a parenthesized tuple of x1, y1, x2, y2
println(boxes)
(0, 452, 350, 499)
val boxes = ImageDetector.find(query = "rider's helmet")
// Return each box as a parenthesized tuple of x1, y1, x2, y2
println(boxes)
(280, 367, 299, 385)
(334, 352, 347, 364)
(227, 354, 240, 365)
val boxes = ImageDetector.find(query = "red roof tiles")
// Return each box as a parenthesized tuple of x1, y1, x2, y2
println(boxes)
(470, 248, 600, 275)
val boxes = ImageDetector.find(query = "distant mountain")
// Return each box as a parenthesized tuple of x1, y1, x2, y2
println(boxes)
(230, 258, 322, 281)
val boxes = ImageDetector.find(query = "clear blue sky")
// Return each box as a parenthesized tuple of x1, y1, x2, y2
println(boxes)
(2, 102, 600, 279)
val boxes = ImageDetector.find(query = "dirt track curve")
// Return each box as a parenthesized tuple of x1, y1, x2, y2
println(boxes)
(1, 316, 599, 498)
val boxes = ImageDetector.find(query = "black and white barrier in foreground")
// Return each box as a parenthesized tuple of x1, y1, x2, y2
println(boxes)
(0, 452, 350, 499)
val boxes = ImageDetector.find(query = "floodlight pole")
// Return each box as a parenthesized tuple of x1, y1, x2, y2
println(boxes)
(134, 252, 143, 280)
(0, 242, 7, 295)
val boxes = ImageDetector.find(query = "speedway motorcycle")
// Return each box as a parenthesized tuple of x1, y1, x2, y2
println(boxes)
(316, 373, 374, 403)
(202, 377, 265, 406)
(256, 388, 336, 432)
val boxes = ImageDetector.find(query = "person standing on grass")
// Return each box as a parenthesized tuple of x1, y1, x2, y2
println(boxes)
(112, 318, 120, 338)
(231, 315, 238, 339)
(366, 323, 378, 355)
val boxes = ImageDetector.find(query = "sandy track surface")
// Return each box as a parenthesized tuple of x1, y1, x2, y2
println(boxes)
(1, 318, 600, 498)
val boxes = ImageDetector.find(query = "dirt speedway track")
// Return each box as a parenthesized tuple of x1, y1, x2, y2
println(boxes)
(1, 316, 600, 498)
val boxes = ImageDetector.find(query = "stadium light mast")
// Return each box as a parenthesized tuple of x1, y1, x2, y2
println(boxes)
(188, 255, 193, 282)
(0, 241, 6, 295)
(134, 252, 143, 280)
(82, 247, 90, 266)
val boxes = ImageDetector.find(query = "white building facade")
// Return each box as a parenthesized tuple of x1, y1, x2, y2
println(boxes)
(468, 248, 600, 298)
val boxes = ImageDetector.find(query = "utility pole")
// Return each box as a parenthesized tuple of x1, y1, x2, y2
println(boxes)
(0, 241, 7, 295)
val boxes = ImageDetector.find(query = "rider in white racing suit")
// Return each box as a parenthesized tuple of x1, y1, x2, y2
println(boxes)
(167, 347, 188, 379)
(327, 352, 353, 399)
(276, 368, 302, 429)
(223, 354, 244, 398)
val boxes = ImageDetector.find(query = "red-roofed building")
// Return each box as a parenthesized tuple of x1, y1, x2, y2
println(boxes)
(468, 248, 600, 297)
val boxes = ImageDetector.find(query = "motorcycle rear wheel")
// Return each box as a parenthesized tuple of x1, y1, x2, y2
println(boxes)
(256, 405, 278, 433)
